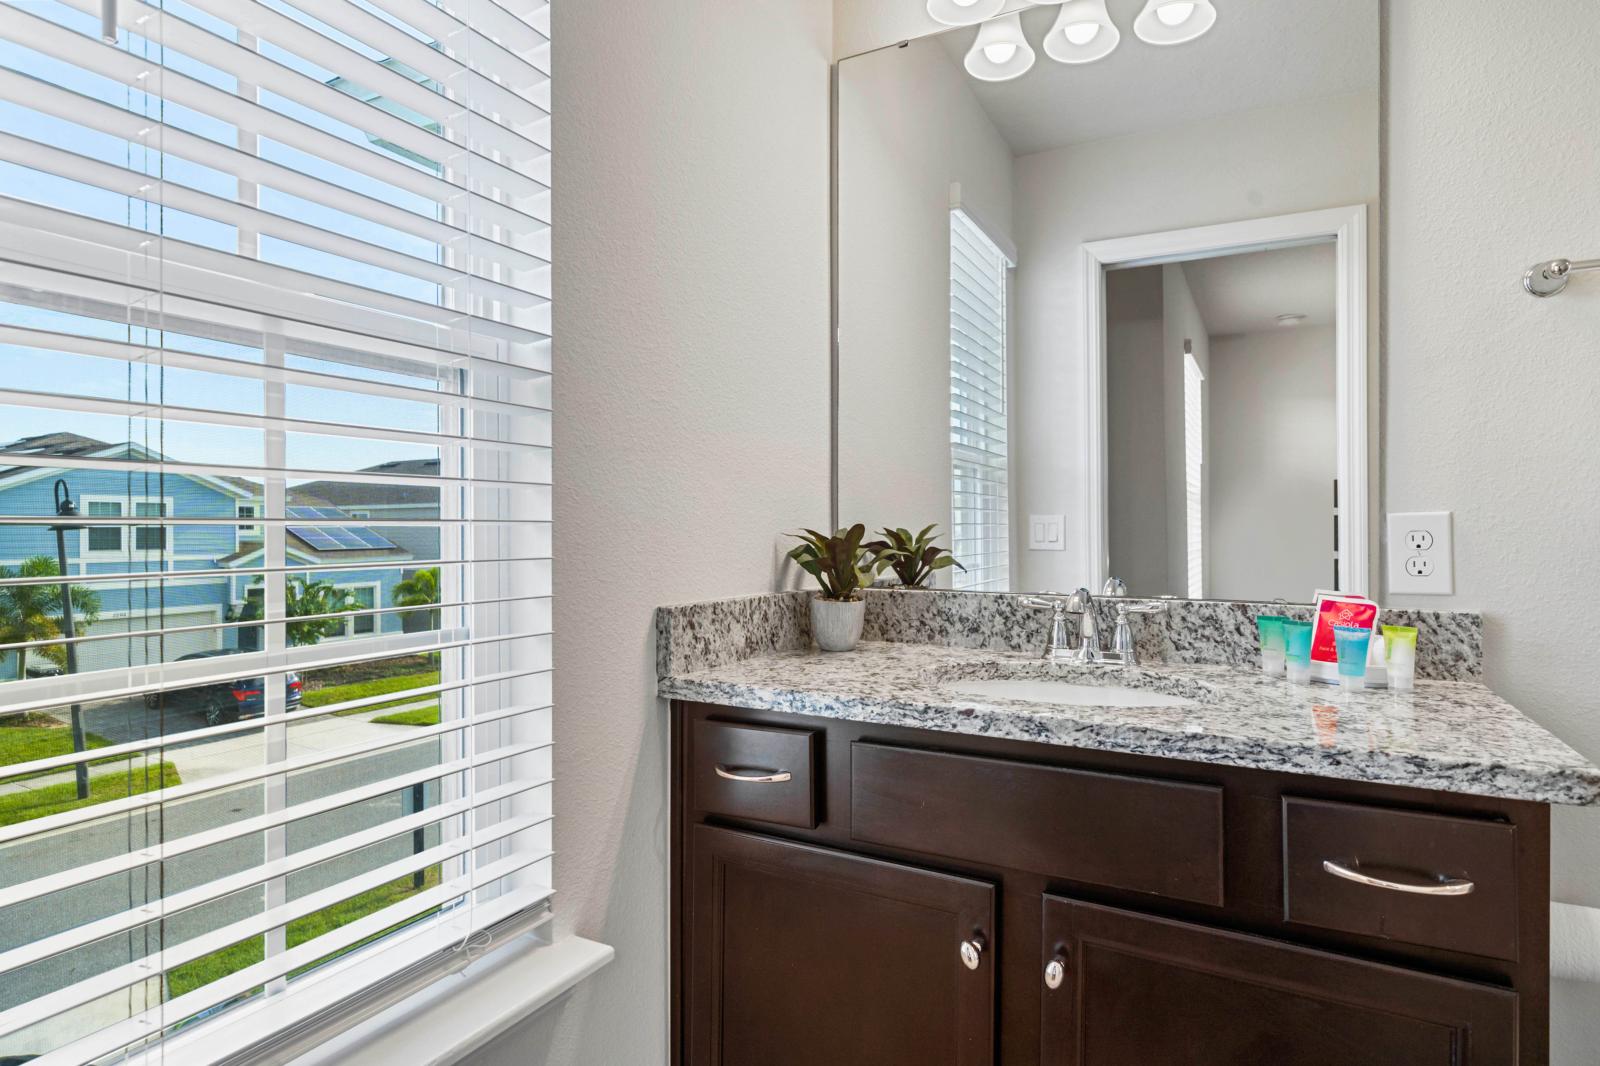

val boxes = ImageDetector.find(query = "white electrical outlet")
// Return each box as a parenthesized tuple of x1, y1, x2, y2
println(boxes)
(1029, 514, 1065, 551)
(1388, 511, 1453, 594)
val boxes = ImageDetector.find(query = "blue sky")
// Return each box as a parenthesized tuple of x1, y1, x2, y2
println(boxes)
(0, 0, 456, 475)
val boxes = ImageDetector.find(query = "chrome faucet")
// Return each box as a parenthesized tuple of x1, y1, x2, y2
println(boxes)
(1025, 587, 1164, 666)
(1023, 588, 1101, 663)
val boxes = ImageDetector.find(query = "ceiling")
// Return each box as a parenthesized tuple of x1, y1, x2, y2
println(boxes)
(1179, 241, 1337, 337)
(931, 0, 1378, 155)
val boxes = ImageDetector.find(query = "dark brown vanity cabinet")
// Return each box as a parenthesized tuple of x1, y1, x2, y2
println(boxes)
(687, 824, 997, 1066)
(672, 701, 1548, 1065)
(1039, 897, 1517, 1065)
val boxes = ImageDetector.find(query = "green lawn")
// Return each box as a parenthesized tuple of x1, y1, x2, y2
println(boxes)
(0, 761, 181, 827)
(167, 866, 443, 999)
(305, 670, 441, 728)
(0, 723, 114, 778)
(370, 705, 442, 727)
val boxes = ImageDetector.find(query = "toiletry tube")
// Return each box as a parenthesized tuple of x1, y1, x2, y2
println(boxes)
(1309, 590, 1379, 684)
(1256, 615, 1288, 676)
(1383, 625, 1419, 692)
(1283, 620, 1314, 685)
(1333, 625, 1372, 690)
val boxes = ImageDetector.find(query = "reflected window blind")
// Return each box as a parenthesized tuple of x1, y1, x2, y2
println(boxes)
(0, 0, 552, 1062)
(949, 209, 1010, 592)
(1184, 348, 1204, 599)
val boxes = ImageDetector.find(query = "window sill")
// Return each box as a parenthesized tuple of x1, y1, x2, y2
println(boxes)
(288, 933, 614, 1066)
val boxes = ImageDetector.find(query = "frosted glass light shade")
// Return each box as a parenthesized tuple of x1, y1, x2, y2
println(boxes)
(1133, 0, 1217, 45)
(927, 0, 1007, 28)
(964, 14, 1036, 81)
(1044, 0, 1120, 64)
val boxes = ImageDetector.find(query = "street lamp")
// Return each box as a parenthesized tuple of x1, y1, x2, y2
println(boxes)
(49, 478, 89, 801)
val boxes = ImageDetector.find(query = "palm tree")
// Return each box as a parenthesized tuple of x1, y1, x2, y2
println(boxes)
(393, 567, 440, 633)
(234, 575, 360, 648)
(0, 556, 101, 681)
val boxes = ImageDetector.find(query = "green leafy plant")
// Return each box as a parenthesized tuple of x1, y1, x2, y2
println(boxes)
(865, 525, 965, 589)
(787, 525, 875, 601)
(0, 556, 101, 680)
(235, 576, 360, 647)
(392, 566, 440, 632)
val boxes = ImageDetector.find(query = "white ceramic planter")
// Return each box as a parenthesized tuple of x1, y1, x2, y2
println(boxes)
(810, 595, 865, 652)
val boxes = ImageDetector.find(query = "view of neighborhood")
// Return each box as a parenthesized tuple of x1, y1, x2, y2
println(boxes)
(0, 432, 461, 1058)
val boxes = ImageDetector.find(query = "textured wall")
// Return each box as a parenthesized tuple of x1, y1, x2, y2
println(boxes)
(471, 1, 833, 1063)
(836, 35, 1014, 551)
(1383, 2, 1600, 1058)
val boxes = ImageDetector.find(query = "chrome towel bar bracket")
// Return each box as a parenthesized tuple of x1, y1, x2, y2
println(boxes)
(1524, 257, 1600, 297)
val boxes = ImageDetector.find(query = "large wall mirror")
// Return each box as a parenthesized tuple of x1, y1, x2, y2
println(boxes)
(835, 0, 1379, 602)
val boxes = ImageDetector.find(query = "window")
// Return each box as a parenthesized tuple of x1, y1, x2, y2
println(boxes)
(82, 497, 171, 554)
(85, 499, 123, 552)
(0, 1, 552, 1062)
(949, 209, 1012, 591)
(1184, 345, 1205, 599)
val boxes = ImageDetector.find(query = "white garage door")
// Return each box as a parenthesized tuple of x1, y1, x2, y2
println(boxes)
(77, 607, 223, 673)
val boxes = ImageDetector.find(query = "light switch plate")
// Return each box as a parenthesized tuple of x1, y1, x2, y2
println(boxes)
(1387, 511, 1453, 594)
(1028, 514, 1065, 551)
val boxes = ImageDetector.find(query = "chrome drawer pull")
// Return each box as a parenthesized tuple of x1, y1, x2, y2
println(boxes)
(1322, 860, 1475, 896)
(714, 765, 792, 784)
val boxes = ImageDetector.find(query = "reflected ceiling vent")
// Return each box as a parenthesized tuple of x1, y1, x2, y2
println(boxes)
(1275, 313, 1308, 328)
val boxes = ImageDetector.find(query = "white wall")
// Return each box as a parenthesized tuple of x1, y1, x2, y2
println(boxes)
(1208, 326, 1336, 600)
(1384, 2, 1600, 1059)
(1161, 263, 1211, 597)
(833, 0, 1033, 61)
(1010, 90, 1379, 592)
(1104, 267, 1170, 594)
(836, 35, 1014, 547)
(471, 2, 833, 1063)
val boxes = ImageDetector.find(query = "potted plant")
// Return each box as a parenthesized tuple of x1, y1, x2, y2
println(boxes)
(787, 524, 874, 652)
(865, 524, 965, 588)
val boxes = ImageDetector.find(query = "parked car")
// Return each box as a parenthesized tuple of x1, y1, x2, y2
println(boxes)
(144, 649, 303, 726)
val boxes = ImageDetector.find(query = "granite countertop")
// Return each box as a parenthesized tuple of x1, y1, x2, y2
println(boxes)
(658, 640, 1600, 806)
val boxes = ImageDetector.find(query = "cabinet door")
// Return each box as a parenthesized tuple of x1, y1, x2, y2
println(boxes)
(1040, 896, 1518, 1066)
(689, 824, 996, 1066)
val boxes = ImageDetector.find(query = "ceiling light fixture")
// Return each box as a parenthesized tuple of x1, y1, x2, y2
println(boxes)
(1043, 0, 1120, 64)
(964, 13, 1036, 81)
(927, 0, 1007, 28)
(1133, 0, 1216, 45)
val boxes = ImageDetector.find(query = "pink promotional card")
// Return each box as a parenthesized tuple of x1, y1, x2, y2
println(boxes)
(1310, 590, 1379, 682)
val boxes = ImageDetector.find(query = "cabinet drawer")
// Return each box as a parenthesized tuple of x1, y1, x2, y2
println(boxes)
(851, 743, 1224, 905)
(1283, 797, 1519, 961)
(691, 719, 817, 828)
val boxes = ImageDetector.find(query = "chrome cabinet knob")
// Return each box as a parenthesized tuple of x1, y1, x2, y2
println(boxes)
(1044, 956, 1066, 990)
(959, 938, 984, 971)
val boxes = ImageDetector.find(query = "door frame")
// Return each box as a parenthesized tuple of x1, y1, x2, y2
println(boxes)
(1079, 204, 1370, 596)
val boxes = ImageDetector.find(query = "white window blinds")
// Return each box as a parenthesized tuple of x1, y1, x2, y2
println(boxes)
(949, 209, 1010, 592)
(1184, 347, 1204, 599)
(0, 0, 552, 1062)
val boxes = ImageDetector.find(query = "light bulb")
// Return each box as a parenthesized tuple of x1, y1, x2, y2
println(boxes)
(952, 0, 979, 6)
(1044, 0, 1120, 64)
(1063, 21, 1100, 45)
(1133, 0, 1215, 45)
(1156, 1, 1196, 26)
(983, 41, 1019, 63)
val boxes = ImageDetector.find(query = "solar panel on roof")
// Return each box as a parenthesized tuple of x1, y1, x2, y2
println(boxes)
(284, 504, 399, 553)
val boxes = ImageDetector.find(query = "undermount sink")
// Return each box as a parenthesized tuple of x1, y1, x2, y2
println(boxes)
(950, 678, 1198, 709)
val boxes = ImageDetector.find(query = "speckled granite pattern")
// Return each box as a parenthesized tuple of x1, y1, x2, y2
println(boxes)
(655, 590, 812, 677)
(862, 590, 1483, 682)
(659, 642, 1600, 805)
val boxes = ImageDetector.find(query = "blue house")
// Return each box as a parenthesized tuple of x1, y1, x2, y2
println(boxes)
(0, 433, 419, 677)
